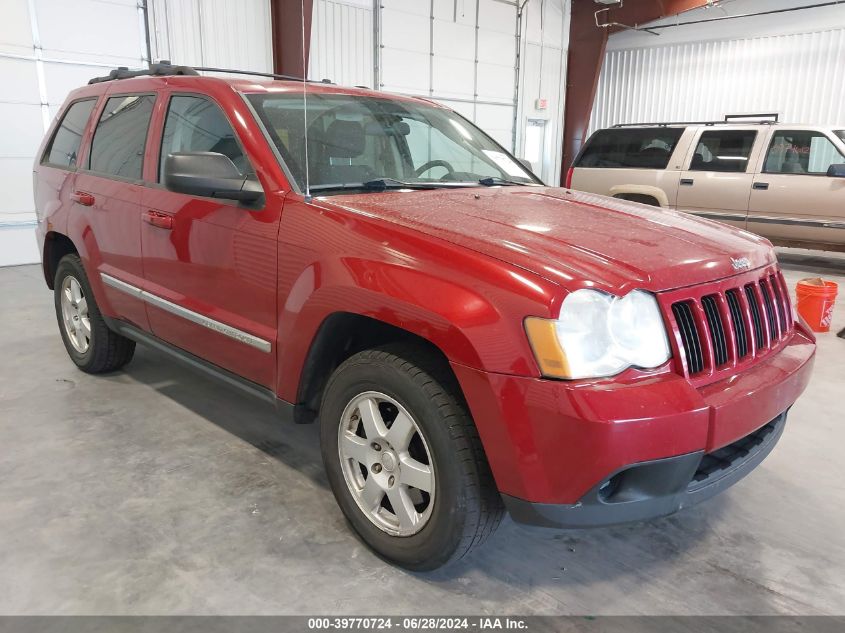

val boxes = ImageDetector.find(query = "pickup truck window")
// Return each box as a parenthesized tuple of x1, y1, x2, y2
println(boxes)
(89, 94, 156, 180)
(42, 99, 97, 169)
(689, 130, 756, 173)
(247, 93, 538, 192)
(575, 128, 684, 170)
(764, 131, 845, 175)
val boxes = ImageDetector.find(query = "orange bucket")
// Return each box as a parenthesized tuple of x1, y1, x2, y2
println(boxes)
(795, 278, 838, 333)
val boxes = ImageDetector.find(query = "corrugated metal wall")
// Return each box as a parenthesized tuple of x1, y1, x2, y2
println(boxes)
(309, 0, 374, 88)
(148, 0, 272, 72)
(591, 28, 845, 132)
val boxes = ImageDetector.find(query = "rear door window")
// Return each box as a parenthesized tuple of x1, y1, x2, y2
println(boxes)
(689, 130, 756, 173)
(42, 99, 97, 169)
(576, 128, 684, 169)
(764, 131, 845, 175)
(89, 94, 156, 180)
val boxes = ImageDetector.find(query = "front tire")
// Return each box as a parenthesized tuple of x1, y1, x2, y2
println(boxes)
(53, 254, 135, 373)
(320, 345, 503, 570)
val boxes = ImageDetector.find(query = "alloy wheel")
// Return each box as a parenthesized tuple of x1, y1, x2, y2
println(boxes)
(337, 391, 435, 536)
(60, 275, 91, 353)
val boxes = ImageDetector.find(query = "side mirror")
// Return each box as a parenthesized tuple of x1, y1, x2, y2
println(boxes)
(827, 164, 845, 178)
(517, 157, 535, 173)
(164, 152, 263, 203)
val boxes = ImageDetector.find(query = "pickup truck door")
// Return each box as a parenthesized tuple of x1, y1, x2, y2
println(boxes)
(139, 92, 280, 388)
(747, 129, 845, 247)
(675, 128, 763, 230)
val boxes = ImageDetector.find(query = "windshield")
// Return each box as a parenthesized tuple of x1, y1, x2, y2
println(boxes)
(836, 130, 845, 144)
(246, 92, 540, 192)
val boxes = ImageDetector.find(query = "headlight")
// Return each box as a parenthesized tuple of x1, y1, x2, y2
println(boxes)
(525, 289, 671, 379)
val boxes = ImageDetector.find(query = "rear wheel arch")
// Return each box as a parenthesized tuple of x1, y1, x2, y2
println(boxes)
(614, 193, 661, 206)
(43, 232, 78, 289)
(294, 312, 464, 425)
(609, 185, 668, 207)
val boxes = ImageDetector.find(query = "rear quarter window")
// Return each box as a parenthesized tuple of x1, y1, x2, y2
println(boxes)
(42, 99, 97, 169)
(576, 128, 684, 169)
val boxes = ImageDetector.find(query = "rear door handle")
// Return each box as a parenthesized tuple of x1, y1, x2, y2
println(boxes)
(680, 178, 694, 186)
(753, 182, 770, 190)
(142, 210, 173, 230)
(70, 191, 95, 206)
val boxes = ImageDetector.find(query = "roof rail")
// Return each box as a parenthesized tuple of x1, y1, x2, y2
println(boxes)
(88, 61, 198, 84)
(88, 61, 334, 85)
(724, 112, 779, 123)
(192, 65, 334, 84)
(612, 113, 780, 128)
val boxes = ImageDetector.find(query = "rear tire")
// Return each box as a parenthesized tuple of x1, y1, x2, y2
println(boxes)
(320, 344, 503, 570)
(53, 254, 135, 373)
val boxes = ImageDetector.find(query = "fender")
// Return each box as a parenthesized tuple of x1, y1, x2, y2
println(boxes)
(274, 199, 562, 403)
(608, 184, 669, 207)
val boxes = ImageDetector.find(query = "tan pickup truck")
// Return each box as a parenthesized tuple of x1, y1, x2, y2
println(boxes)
(568, 119, 845, 252)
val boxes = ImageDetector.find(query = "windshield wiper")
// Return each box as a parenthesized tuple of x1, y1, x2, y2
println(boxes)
(309, 179, 440, 194)
(478, 176, 529, 187)
(309, 178, 477, 193)
(361, 178, 442, 190)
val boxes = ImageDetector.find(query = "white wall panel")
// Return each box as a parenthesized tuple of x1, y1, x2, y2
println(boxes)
(0, 58, 40, 105)
(515, 0, 569, 184)
(36, 0, 143, 65)
(591, 27, 845, 133)
(0, 0, 147, 266)
(148, 0, 272, 72)
(310, 0, 374, 87)
(378, 0, 522, 151)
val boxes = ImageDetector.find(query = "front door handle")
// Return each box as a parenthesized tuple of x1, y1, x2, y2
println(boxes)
(142, 210, 173, 230)
(680, 178, 694, 186)
(753, 182, 770, 190)
(70, 191, 95, 206)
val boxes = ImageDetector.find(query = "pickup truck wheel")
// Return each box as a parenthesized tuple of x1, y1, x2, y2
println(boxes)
(54, 254, 135, 373)
(320, 345, 503, 570)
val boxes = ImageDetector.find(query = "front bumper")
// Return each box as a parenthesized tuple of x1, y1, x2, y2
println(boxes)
(451, 326, 815, 527)
(503, 411, 786, 528)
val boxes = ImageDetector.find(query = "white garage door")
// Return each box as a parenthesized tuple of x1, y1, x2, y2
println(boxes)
(0, 0, 147, 266)
(378, 0, 518, 151)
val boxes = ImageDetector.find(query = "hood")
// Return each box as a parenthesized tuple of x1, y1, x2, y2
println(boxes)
(321, 186, 775, 293)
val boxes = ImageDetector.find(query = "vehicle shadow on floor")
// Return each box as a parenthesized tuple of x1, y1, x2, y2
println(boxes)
(109, 344, 743, 595)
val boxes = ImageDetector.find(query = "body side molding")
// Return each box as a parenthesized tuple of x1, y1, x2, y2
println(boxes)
(101, 273, 272, 353)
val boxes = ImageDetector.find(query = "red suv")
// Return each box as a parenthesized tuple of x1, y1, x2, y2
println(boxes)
(34, 63, 815, 570)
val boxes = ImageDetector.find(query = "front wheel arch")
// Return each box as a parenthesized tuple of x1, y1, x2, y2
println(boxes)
(294, 312, 461, 424)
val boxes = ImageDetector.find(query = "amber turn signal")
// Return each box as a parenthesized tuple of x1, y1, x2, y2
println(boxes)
(524, 317, 571, 379)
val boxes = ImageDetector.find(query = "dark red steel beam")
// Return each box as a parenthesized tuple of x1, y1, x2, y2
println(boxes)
(560, 0, 711, 183)
(270, 0, 314, 78)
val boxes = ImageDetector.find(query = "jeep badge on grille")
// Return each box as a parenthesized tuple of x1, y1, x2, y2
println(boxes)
(731, 257, 751, 271)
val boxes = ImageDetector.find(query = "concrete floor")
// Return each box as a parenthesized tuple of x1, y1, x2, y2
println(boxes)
(0, 249, 844, 616)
